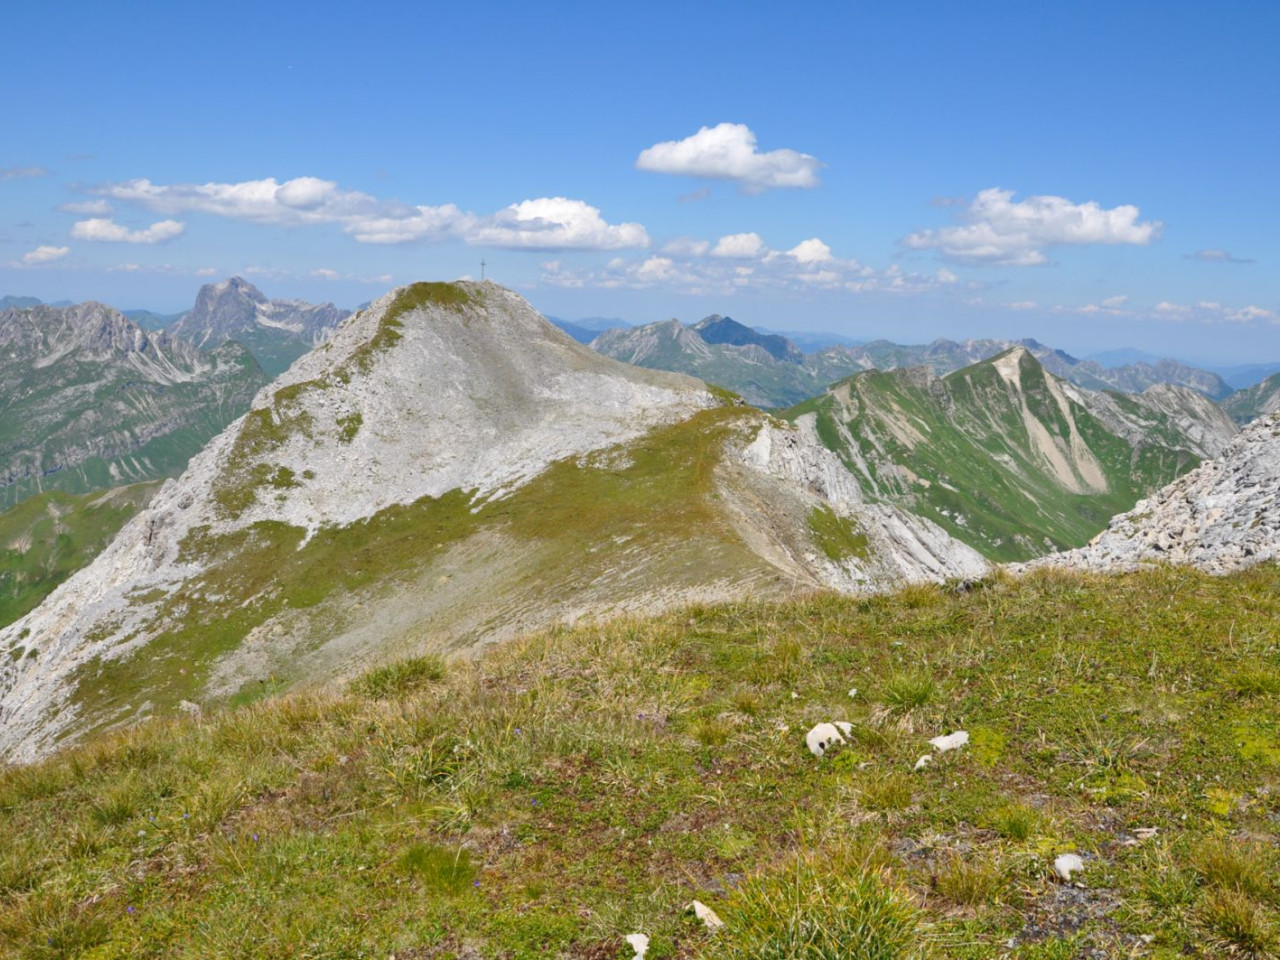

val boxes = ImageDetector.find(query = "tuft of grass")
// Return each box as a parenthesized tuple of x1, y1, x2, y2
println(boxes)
(861, 774, 914, 813)
(398, 843, 477, 896)
(990, 803, 1040, 842)
(1199, 888, 1279, 959)
(1228, 668, 1280, 698)
(882, 672, 936, 713)
(1192, 839, 1275, 902)
(700, 850, 926, 960)
(689, 715, 732, 747)
(350, 655, 446, 699)
(934, 852, 1006, 907)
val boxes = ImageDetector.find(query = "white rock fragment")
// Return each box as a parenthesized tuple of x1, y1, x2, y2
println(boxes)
(625, 933, 649, 959)
(1053, 853, 1085, 882)
(690, 900, 724, 931)
(805, 721, 853, 757)
(913, 754, 933, 772)
(928, 730, 969, 753)
(848, 687, 858, 698)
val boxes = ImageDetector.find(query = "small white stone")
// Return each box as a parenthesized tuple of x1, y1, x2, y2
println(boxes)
(690, 900, 724, 931)
(848, 687, 858, 698)
(913, 754, 933, 772)
(805, 722, 848, 757)
(929, 730, 969, 753)
(1053, 853, 1085, 882)
(625, 933, 649, 959)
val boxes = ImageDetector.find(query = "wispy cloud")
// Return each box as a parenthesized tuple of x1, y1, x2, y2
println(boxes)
(541, 231, 959, 297)
(91, 176, 648, 251)
(0, 166, 49, 181)
(58, 199, 113, 216)
(903, 188, 1162, 266)
(71, 218, 185, 244)
(636, 123, 822, 190)
(1183, 248, 1254, 264)
(20, 245, 68, 264)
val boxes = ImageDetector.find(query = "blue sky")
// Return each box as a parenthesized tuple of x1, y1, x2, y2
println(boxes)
(2, 0, 1278, 362)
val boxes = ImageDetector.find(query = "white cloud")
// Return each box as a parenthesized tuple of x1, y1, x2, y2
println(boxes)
(92, 176, 643, 251)
(540, 233, 954, 298)
(94, 176, 473, 245)
(711, 232, 768, 258)
(1101, 295, 1130, 309)
(59, 199, 113, 216)
(348, 205, 472, 244)
(71, 218, 185, 244)
(195, 267, 218, 276)
(636, 123, 822, 190)
(467, 197, 649, 250)
(1008, 300, 1039, 311)
(21, 245, 68, 264)
(787, 238, 833, 263)
(311, 268, 340, 279)
(902, 188, 1162, 265)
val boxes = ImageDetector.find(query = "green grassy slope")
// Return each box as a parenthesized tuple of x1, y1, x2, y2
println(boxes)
(63, 406, 791, 738)
(2, 565, 1278, 958)
(0, 483, 159, 630)
(786, 351, 1202, 563)
(0, 341, 266, 511)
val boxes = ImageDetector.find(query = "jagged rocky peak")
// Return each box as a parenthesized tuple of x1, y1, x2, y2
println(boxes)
(693, 314, 803, 362)
(0, 300, 204, 371)
(173, 275, 350, 350)
(1031, 411, 1280, 575)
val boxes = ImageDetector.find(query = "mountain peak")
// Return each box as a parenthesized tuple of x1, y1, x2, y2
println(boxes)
(691, 314, 801, 362)
(172, 277, 350, 373)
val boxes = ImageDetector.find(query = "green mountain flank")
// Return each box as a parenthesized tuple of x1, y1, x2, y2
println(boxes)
(784, 347, 1237, 562)
(0, 301, 267, 512)
(0, 483, 159, 630)
(1, 565, 1278, 958)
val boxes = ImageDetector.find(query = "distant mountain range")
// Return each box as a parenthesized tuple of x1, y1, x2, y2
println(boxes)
(0, 301, 267, 510)
(8, 280, 350, 378)
(591, 315, 1240, 409)
(785, 347, 1238, 562)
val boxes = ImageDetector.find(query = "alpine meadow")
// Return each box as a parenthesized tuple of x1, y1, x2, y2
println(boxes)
(1, 3, 1278, 958)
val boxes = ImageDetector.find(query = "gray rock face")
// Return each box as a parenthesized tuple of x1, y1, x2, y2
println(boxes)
(172, 277, 351, 377)
(1031, 411, 1280, 574)
(737, 418, 990, 589)
(0, 302, 267, 510)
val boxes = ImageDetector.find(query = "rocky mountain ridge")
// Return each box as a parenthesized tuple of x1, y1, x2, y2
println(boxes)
(1223, 370, 1280, 424)
(0, 301, 267, 510)
(171, 276, 350, 377)
(592, 319, 1237, 409)
(1031, 410, 1280, 574)
(0, 282, 985, 762)
(784, 347, 1237, 561)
